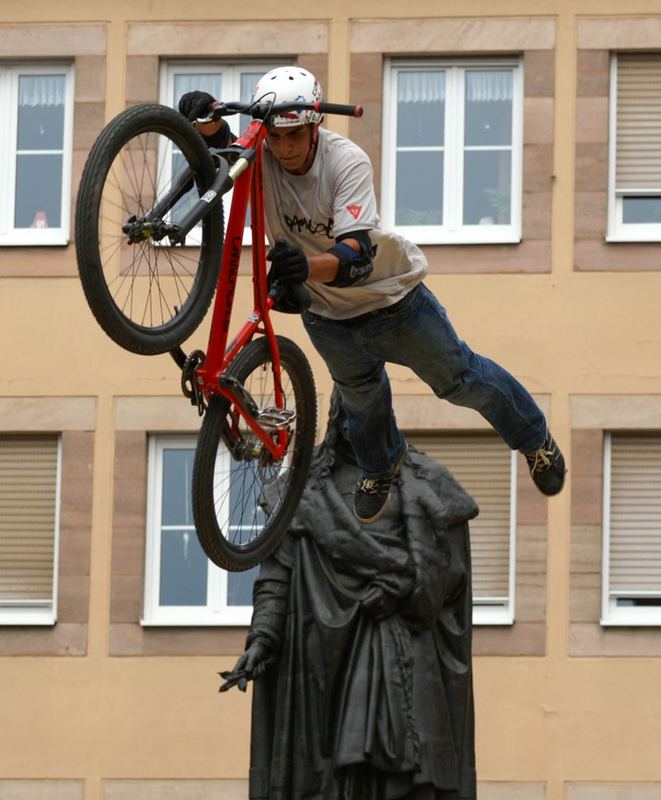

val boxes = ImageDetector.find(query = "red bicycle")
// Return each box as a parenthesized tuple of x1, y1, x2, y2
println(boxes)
(76, 97, 363, 570)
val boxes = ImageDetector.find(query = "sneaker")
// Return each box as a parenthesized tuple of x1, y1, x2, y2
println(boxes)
(353, 447, 407, 524)
(524, 433, 566, 496)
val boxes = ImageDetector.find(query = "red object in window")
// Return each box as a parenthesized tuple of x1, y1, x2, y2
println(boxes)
(31, 211, 49, 228)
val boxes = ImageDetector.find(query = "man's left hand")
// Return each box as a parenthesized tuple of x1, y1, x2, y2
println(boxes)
(267, 240, 310, 286)
(178, 90, 216, 122)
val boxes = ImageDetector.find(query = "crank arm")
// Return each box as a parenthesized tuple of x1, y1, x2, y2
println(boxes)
(219, 374, 259, 418)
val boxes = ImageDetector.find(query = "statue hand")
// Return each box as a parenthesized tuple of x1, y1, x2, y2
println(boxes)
(401, 579, 448, 634)
(361, 584, 401, 621)
(218, 638, 273, 692)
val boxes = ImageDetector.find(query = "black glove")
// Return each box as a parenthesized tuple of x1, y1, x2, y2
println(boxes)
(272, 283, 312, 315)
(267, 239, 310, 287)
(178, 90, 216, 122)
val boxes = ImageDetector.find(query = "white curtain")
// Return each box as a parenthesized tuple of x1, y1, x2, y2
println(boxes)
(398, 72, 445, 103)
(19, 75, 65, 107)
(466, 70, 512, 102)
(173, 73, 222, 104)
(398, 69, 513, 103)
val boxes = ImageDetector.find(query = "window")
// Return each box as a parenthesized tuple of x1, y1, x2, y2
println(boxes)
(602, 433, 661, 625)
(0, 436, 61, 625)
(0, 64, 74, 246)
(382, 59, 523, 245)
(161, 61, 288, 245)
(408, 433, 517, 624)
(608, 54, 661, 242)
(143, 436, 258, 626)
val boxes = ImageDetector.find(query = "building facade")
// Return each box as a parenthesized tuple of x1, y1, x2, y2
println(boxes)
(1, 1, 661, 799)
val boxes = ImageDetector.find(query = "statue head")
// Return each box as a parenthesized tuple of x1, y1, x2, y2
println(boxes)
(309, 385, 358, 483)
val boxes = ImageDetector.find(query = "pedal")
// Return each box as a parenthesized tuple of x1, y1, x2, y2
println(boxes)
(256, 407, 296, 430)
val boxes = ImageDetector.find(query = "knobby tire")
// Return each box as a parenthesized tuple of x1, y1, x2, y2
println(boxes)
(192, 336, 317, 571)
(75, 103, 223, 354)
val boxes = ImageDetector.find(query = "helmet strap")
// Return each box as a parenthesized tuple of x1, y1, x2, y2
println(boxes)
(302, 124, 320, 171)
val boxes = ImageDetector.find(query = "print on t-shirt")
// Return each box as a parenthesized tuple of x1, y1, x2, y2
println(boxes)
(284, 213, 334, 239)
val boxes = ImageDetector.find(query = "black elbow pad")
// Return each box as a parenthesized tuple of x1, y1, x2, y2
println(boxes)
(324, 241, 374, 288)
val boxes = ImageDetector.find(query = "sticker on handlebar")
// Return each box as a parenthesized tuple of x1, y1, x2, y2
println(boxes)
(201, 190, 217, 203)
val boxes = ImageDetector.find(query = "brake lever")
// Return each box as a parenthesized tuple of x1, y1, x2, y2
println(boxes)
(195, 101, 251, 125)
(194, 103, 230, 125)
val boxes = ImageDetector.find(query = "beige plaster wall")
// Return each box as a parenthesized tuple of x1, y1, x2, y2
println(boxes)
(1, 2, 661, 800)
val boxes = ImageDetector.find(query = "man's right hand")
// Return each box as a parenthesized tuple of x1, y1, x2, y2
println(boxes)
(267, 240, 310, 286)
(178, 90, 216, 122)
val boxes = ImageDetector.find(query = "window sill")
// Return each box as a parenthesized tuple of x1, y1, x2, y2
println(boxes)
(0, 233, 69, 247)
(0, 609, 56, 625)
(600, 616, 661, 627)
(473, 605, 514, 626)
(601, 599, 661, 626)
(141, 610, 253, 627)
(392, 227, 522, 247)
(605, 232, 661, 244)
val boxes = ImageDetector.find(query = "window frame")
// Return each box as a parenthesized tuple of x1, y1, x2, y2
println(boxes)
(142, 434, 254, 627)
(0, 63, 74, 247)
(601, 431, 661, 626)
(607, 53, 661, 243)
(0, 435, 62, 626)
(382, 57, 523, 246)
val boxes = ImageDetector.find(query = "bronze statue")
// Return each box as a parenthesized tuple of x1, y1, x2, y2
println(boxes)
(221, 390, 479, 799)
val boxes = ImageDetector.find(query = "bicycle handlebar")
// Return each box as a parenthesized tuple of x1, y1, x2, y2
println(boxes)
(197, 100, 364, 124)
(313, 101, 364, 118)
(172, 99, 364, 244)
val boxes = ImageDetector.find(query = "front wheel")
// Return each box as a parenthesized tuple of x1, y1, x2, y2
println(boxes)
(192, 336, 317, 571)
(75, 103, 223, 355)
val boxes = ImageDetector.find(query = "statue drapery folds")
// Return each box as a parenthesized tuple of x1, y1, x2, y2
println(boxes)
(227, 391, 479, 800)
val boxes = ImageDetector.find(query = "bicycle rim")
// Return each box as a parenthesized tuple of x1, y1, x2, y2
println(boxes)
(77, 105, 222, 353)
(193, 337, 316, 571)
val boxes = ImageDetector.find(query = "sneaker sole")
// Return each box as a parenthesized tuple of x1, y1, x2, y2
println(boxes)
(354, 497, 390, 525)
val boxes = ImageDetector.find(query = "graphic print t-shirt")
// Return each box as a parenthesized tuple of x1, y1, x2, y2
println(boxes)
(262, 128, 427, 320)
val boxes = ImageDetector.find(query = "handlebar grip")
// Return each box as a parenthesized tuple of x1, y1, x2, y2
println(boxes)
(315, 101, 364, 118)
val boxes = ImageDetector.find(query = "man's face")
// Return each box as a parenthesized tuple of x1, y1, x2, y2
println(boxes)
(266, 124, 315, 175)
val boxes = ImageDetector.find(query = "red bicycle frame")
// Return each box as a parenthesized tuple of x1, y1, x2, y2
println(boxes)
(184, 99, 363, 459)
(193, 119, 288, 461)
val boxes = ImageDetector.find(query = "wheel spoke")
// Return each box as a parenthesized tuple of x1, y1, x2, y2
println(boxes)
(94, 124, 214, 331)
(77, 105, 221, 355)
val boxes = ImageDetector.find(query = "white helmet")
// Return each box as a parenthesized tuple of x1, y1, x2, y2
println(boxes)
(252, 66, 323, 128)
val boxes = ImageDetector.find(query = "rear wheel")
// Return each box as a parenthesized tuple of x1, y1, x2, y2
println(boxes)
(75, 103, 223, 354)
(192, 336, 317, 571)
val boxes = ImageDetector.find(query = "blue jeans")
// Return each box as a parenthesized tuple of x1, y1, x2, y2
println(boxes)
(302, 283, 547, 476)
